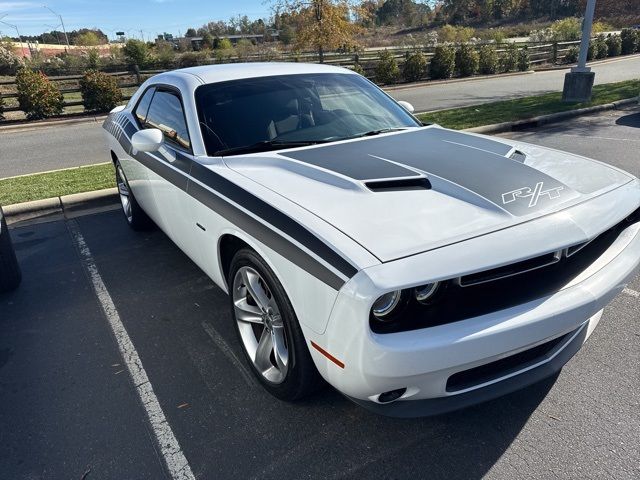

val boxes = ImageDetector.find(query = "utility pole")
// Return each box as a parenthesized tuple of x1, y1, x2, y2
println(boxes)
(562, 0, 597, 102)
(0, 16, 26, 57)
(43, 5, 69, 47)
(315, 0, 324, 63)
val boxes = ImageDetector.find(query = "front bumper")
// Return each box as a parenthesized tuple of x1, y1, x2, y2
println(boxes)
(346, 316, 593, 417)
(308, 220, 640, 416)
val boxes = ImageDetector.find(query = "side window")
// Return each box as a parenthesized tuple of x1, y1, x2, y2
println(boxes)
(144, 89, 191, 151)
(134, 87, 155, 125)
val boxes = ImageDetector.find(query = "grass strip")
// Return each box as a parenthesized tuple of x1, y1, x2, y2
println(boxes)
(416, 79, 640, 130)
(0, 163, 114, 205)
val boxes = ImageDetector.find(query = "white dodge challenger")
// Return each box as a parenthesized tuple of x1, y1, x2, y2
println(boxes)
(103, 63, 640, 416)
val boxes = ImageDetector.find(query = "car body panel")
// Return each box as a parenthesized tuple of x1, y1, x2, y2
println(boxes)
(101, 63, 640, 414)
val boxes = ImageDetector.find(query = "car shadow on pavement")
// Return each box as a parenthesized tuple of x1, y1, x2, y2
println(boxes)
(266, 373, 557, 480)
(615, 111, 640, 128)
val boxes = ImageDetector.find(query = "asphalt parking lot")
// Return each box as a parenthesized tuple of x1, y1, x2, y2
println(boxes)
(1, 107, 639, 479)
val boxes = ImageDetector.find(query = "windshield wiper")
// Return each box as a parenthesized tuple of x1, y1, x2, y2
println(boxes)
(214, 140, 328, 156)
(343, 127, 409, 140)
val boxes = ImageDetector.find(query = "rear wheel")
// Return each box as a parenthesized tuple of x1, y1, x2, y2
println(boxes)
(115, 161, 153, 231)
(229, 248, 323, 400)
(0, 213, 21, 293)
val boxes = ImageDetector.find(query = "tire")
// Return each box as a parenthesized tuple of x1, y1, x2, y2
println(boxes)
(115, 160, 154, 231)
(229, 248, 323, 401)
(0, 213, 22, 293)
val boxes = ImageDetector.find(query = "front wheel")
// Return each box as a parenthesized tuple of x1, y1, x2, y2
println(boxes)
(115, 161, 153, 231)
(229, 248, 323, 400)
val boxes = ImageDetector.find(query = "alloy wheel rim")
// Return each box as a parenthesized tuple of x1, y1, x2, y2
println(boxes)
(116, 166, 133, 223)
(232, 266, 289, 384)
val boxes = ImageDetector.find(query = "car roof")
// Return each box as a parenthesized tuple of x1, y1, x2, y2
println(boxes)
(157, 62, 356, 85)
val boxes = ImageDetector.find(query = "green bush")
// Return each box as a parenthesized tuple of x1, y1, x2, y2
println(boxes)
(429, 44, 455, 79)
(15, 68, 64, 120)
(594, 35, 608, 59)
(499, 43, 518, 73)
(177, 51, 209, 68)
(606, 34, 622, 57)
(375, 50, 400, 85)
(455, 44, 479, 77)
(402, 51, 427, 82)
(122, 39, 149, 67)
(79, 70, 122, 113)
(440, 24, 475, 43)
(550, 17, 581, 41)
(587, 42, 595, 61)
(564, 46, 579, 63)
(478, 45, 498, 74)
(517, 46, 530, 71)
(0, 94, 4, 120)
(350, 62, 365, 75)
(87, 48, 100, 69)
(0, 44, 24, 75)
(621, 28, 639, 55)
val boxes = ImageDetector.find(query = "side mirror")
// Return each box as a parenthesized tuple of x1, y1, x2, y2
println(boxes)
(398, 100, 415, 114)
(131, 128, 163, 153)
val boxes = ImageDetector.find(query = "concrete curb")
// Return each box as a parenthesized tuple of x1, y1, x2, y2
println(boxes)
(4, 187, 119, 226)
(466, 97, 638, 135)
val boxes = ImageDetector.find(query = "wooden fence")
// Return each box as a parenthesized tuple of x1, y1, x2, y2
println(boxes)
(0, 39, 588, 118)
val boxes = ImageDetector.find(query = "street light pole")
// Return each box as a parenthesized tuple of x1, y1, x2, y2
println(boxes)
(43, 5, 69, 47)
(574, 0, 597, 72)
(562, 0, 597, 102)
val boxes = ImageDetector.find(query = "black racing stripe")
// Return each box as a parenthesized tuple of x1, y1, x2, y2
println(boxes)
(190, 162, 358, 280)
(137, 151, 189, 191)
(283, 147, 418, 180)
(187, 180, 347, 290)
(172, 152, 193, 175)
(281, 128, 576, 216)
(123, 119, 137, 138)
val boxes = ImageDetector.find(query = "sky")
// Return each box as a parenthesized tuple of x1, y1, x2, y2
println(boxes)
(0, 0, 272, 39)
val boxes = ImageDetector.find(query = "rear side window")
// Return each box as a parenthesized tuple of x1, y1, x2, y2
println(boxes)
(134, 87, 155, 124)
(144, 89, 191, 151)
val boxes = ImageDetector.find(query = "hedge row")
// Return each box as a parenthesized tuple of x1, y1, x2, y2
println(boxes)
(563, 31, 639, 65)
(2, 68, 122, 120)
(371, 43, 530, 84)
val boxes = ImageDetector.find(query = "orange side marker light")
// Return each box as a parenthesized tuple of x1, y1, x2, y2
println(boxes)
(311, 341, 345, 369)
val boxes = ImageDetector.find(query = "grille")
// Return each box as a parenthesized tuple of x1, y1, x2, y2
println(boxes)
(371, 207, 640, 334)
(446, 329, 575, 392)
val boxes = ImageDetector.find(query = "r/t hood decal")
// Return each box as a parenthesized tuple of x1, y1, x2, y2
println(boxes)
(282, 128, 579, 216)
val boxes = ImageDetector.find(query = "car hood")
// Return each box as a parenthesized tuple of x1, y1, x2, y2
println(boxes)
(224, 127, 634, 262)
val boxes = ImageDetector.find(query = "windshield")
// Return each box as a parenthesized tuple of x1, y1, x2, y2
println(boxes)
(195, 73, 421, 156)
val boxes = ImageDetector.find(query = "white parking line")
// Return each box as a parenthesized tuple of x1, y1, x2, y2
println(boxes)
(67, 220, 195, 480)
(623, 287, 640, 298)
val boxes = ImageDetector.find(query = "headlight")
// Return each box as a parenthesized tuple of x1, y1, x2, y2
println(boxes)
(414, 282, 440, 304)
(371, 290, 403, 319)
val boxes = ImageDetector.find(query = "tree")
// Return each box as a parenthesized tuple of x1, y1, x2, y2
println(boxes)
(271, 0, 362, 63)
(122, 39, 149, 67)
(185, 28, 198, 37)
(75, 30, 101, 46)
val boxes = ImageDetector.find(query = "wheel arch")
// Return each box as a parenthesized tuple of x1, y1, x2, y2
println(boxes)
(218, 233, 252, 292)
